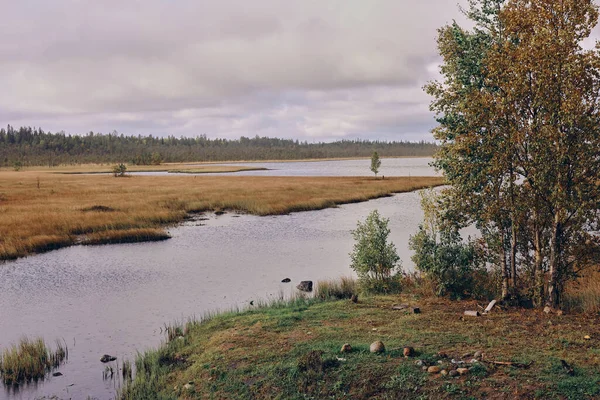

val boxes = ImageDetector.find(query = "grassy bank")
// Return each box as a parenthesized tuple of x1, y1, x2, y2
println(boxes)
(0, 171, 443, 260)
(121, 288, 600, 399)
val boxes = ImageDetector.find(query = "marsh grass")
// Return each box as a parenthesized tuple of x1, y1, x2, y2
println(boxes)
(82, 228, 171, 245)
(563, 268, 600, 313)
(122, 359, 133, 382)
(315, 277, 357, 300)
(0, 338, 68, 386)
(0, 171, 443, 260)
(45, 163, 268, 175)
(168, 167, 268, 174)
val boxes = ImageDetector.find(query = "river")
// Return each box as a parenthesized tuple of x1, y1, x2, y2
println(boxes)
(0, 158, 438, 400)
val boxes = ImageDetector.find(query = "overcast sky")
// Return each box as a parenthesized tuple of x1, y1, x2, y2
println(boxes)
(1, 1, 599, 142)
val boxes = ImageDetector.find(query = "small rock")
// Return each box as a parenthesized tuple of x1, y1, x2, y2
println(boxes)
(403, 346, 415, 357)
(437, 360, 444, 365)
(336, 357, 347, 362)
(474, 351, 483, 359)
(183, 383, 194, 391)
(296, 281, 313, 292)
(461, 353, 472, 359)
(52, 372, 63, 377)
(415, 360, 424, 367)
(422, 366, 428, 371)
(437, 351, 448, 359)
(449, 370, 459, 377)
(412, 307, 421, 314)
(281, 278, 291, 283)
(556, 310, 564, 316)
(469, 359, 479, 364)
(543, 306, 552, 314)
(440, 369, 448, 376)
(351, 294, 358, 303)
(427, 366, 441, 374)
(100, 355, 117, 363)
(457, 368, 469, 375)
(340, 343, 352, 353)
(584, 335, 591, 340)
(372, 328, 378, 331)
(370, 341, 385, 353)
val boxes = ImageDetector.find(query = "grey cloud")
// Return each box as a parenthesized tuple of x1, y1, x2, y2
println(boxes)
(3, 0, 596, 142)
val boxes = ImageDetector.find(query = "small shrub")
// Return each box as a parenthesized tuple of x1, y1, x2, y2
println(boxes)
(350, 210, 401, 294)
(409, 189, 483, 299)
(409, 225, 480, 298)
(112, 163, 127, 177)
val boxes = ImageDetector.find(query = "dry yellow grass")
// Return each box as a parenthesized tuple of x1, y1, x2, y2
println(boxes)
(564, 267, 600, 313)
(20, 163, 268, 174)
(0, 170, 443, 260)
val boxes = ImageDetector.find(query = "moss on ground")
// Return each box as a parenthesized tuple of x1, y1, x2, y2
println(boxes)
(121, 293, 600, 399)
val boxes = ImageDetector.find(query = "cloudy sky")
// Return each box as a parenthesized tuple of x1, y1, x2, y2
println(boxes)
(1, 1, 599, 142)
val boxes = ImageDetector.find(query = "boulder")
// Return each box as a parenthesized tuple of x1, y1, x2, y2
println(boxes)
(457, 368, 469, 375)
(281, 278, 291, 283)
(427, 366, 441, 374)
(100, 354, 117, 363)
(52, 372, 63, 377)
(474, 351, 483, 359)
(449, 370, 459, 377)
(297, 281, 313, 292)
(370, 341, 385, 353)
(340, 343, 352, 353)
(403, 347, 415, 357)
(440, 369, 448, 376)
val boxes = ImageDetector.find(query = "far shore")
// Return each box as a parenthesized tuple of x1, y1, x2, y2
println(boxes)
(5, 156, 433, 174)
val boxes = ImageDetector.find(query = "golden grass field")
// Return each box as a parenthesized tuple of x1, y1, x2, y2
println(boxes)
(0, 169, 443, 260)
(29, 163, 268, 174)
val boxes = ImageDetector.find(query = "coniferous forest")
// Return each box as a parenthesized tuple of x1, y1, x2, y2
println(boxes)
(0, 125, 436, 167)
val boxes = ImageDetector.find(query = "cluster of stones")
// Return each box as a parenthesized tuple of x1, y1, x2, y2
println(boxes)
(416, 350, 484, 377)
(341, 340, 483, 379)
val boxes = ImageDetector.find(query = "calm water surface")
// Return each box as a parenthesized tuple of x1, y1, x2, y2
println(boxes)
(134, 157, 439, 177)
(0, 159, 437, 400)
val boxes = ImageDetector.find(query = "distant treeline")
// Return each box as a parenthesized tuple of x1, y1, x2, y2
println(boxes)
(0, 125, 436, 166)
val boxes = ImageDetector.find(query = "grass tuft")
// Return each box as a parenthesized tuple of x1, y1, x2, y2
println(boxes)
(0, 337, 68, 386)
(82, 228, 171, 245)
(315, 277, 358, 300)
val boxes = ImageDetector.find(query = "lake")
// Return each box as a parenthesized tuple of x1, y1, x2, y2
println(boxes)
(0, 158, 437, 400)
